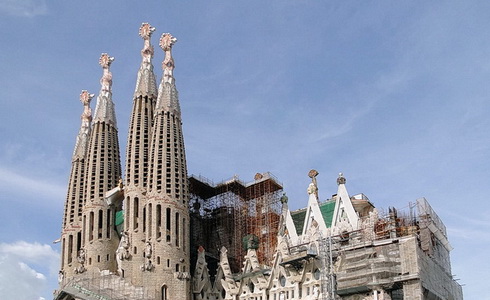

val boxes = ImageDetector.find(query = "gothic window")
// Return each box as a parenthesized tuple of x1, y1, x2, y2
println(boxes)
(156, 204, 162, 239)
(175, 212, 180, 247)
(67, 235, 73, 264)
(61, 238, 65, 269)
(249, 282, 254, 293)
(313, 268, 320, 280)
(279, 275, 286, 287)
(106, 209, 111, 239)
(161, 285, 168, 300)
(143, 206, 147, 233)
(76, 232, 81, 253)
(134, 197, 139, 230)
(182, 218, 186, 251)
(149, 204, 153, 237)
(126, 196, 130, 231)
(83, 216, 86, 244)
(98, 210, 103, 239)
(89, 212, 94, 241)
(166, 208, 171, 242)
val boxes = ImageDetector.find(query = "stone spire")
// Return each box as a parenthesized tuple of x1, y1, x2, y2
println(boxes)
(125, 23, 158, 188)
(60, 91, 94, 278)
(72, 90, 94, 160)
(144, 32, 190, 298)
(82, 53, 122, 274)
(155, 33, 181, 116)
(134, 23, 158, 98)
(122, 24, 159, 283)
(93, 53, 117, 127)
(148, 32, 188, 198)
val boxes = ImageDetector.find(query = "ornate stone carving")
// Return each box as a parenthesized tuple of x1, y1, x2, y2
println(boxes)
(99, 53, 114, 92)
(134, 23, 158, 98)
(80, 90, 94, 123)
(116, 231, 131, 276)
(93, 53, 117, 127)
(307, 183, 317, 195)
(74, 247, 86, 274)
(72, 91, 94, 160)
(58, 270, 64, 284)
(141, 239, 154, 271)
(280, 193, 288, 204)
(139, 23, 155, 63)
(160, 33, 177, 84)
(337, 172, 346, 185)
(308, 169, 319, 200)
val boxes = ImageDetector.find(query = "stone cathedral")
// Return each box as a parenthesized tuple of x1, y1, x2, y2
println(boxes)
(55, 23, 463, 300)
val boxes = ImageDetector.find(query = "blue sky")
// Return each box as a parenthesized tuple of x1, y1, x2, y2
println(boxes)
(0, 1, 488, 299)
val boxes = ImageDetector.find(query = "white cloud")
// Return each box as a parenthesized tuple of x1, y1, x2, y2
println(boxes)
(0, 241, 59, 273)
(0, 167, 66, 204)
(0, 241, 59, 300)
(0, 0, 47, 17)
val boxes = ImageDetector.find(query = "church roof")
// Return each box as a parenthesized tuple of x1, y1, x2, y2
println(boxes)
(290, 199, 336, 235)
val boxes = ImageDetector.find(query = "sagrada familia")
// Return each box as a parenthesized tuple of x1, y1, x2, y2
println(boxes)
(55, 23, 463, 300)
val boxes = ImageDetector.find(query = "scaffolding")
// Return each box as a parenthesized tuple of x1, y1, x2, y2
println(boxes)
(330, 197, 462, 299)
(189, 172, 283, 273)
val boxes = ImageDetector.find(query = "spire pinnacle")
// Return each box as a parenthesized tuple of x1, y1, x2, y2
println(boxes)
(99, 53, 114, 92)
(337, 172, 346, 185)
(72, 90, 94, 160)
(93, 53, 117, 127)
(80, 90, 94, 123)
(155, 33, 180, 116)
(134, 23, 158, 97)
(140, 22, 155, 62)
(160, 33, 177, 84)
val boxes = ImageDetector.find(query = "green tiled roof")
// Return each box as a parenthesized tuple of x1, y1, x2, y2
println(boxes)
(290, 200, 336, 235)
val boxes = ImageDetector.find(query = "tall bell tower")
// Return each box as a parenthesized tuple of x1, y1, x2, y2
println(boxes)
(81, 53, 122, 273)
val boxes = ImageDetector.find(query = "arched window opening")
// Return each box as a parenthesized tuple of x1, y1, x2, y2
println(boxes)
(161, 285, 168, 300)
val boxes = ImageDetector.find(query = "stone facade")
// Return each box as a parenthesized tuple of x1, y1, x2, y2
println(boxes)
(56, 23, 463, 300)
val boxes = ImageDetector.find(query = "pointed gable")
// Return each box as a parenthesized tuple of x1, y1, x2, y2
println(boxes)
(331, 173, 359, 231)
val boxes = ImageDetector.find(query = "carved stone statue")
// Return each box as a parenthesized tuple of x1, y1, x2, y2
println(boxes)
(308, 170, 320, 200)
(280, 193, 288, 204)
(74, 247, 86, 274)
(307, 183, 317, 195)
(145, 240, 152, 259)
(116, 231, 131, 276)
(337, 173, 346, 185)
(141, 239, 154, 271)
(58, 270, 64, 283)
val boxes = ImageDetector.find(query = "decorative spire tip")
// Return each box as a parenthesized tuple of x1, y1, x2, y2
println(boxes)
(160, 33, 177, 84)
(139, 23, 156, 39)
(159, 33, 177, 51)
(337, 172, 346, 185)
(99, 53, 114, 69)
(80, 90, 94, 105)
